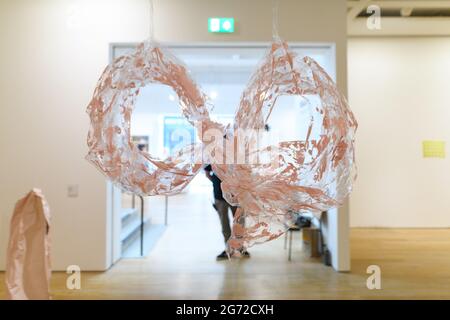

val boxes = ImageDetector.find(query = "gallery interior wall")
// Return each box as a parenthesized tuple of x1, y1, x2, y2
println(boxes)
(0, 0, 348, 271)
(348, 37, 450, 227)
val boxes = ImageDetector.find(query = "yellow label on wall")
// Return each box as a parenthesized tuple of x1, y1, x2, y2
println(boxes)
(422, 140, 446, 158)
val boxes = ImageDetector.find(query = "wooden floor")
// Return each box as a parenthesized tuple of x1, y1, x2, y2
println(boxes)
(1, 186, 450, 299)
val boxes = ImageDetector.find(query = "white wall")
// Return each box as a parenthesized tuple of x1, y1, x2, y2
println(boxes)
(0, 0, 348, 271)
(348, 37, 450, 227)
(0, 0, 150, 271)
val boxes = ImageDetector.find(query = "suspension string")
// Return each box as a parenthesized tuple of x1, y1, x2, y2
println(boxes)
(148, 0, 154, 40)
(272, 0, 280, 40)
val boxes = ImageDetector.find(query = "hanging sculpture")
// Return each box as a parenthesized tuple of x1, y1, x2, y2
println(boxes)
(86, 41, 210, 195)
(86, 37, 357, 253)
(216, 39, 357, 250)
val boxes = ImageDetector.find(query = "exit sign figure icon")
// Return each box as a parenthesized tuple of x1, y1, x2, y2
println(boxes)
(208, 18, 235, 33)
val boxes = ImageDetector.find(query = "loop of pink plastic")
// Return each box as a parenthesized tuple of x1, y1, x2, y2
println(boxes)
(210, 40, 357, 250)
(86, 39, 357, 251)
(86, 41, 212, 196)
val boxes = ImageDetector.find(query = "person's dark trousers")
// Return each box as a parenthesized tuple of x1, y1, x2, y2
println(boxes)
(214, 199, 237, 243)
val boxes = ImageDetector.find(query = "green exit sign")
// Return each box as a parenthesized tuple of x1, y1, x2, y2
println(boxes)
(208, 17, 234, 33)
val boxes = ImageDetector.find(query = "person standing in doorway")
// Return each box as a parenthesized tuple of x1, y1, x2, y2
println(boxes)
(204, 164, 250, 260)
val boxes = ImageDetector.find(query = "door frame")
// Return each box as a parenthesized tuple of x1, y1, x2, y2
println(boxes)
(107, 41, 349, 272)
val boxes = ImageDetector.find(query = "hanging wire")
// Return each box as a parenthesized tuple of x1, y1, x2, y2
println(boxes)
(272, 0, 280, 40)
(148, 0, 154, 40)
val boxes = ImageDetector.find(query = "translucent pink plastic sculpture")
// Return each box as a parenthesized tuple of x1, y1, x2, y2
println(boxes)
(86, 41, 210, 195)
(5, 189, 52, 300)
(215, 40, 357, 250)
(86, 38, 357, 252)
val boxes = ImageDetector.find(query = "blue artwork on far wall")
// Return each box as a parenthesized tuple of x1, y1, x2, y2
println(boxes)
(163, 116, 196, 155)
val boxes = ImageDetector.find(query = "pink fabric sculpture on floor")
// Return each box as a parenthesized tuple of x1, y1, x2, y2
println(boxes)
(5, 189, 52, 300)
(86, 38, 357, 252)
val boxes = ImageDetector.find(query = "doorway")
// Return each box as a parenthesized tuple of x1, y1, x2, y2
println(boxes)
(106, 42, 346, 270)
